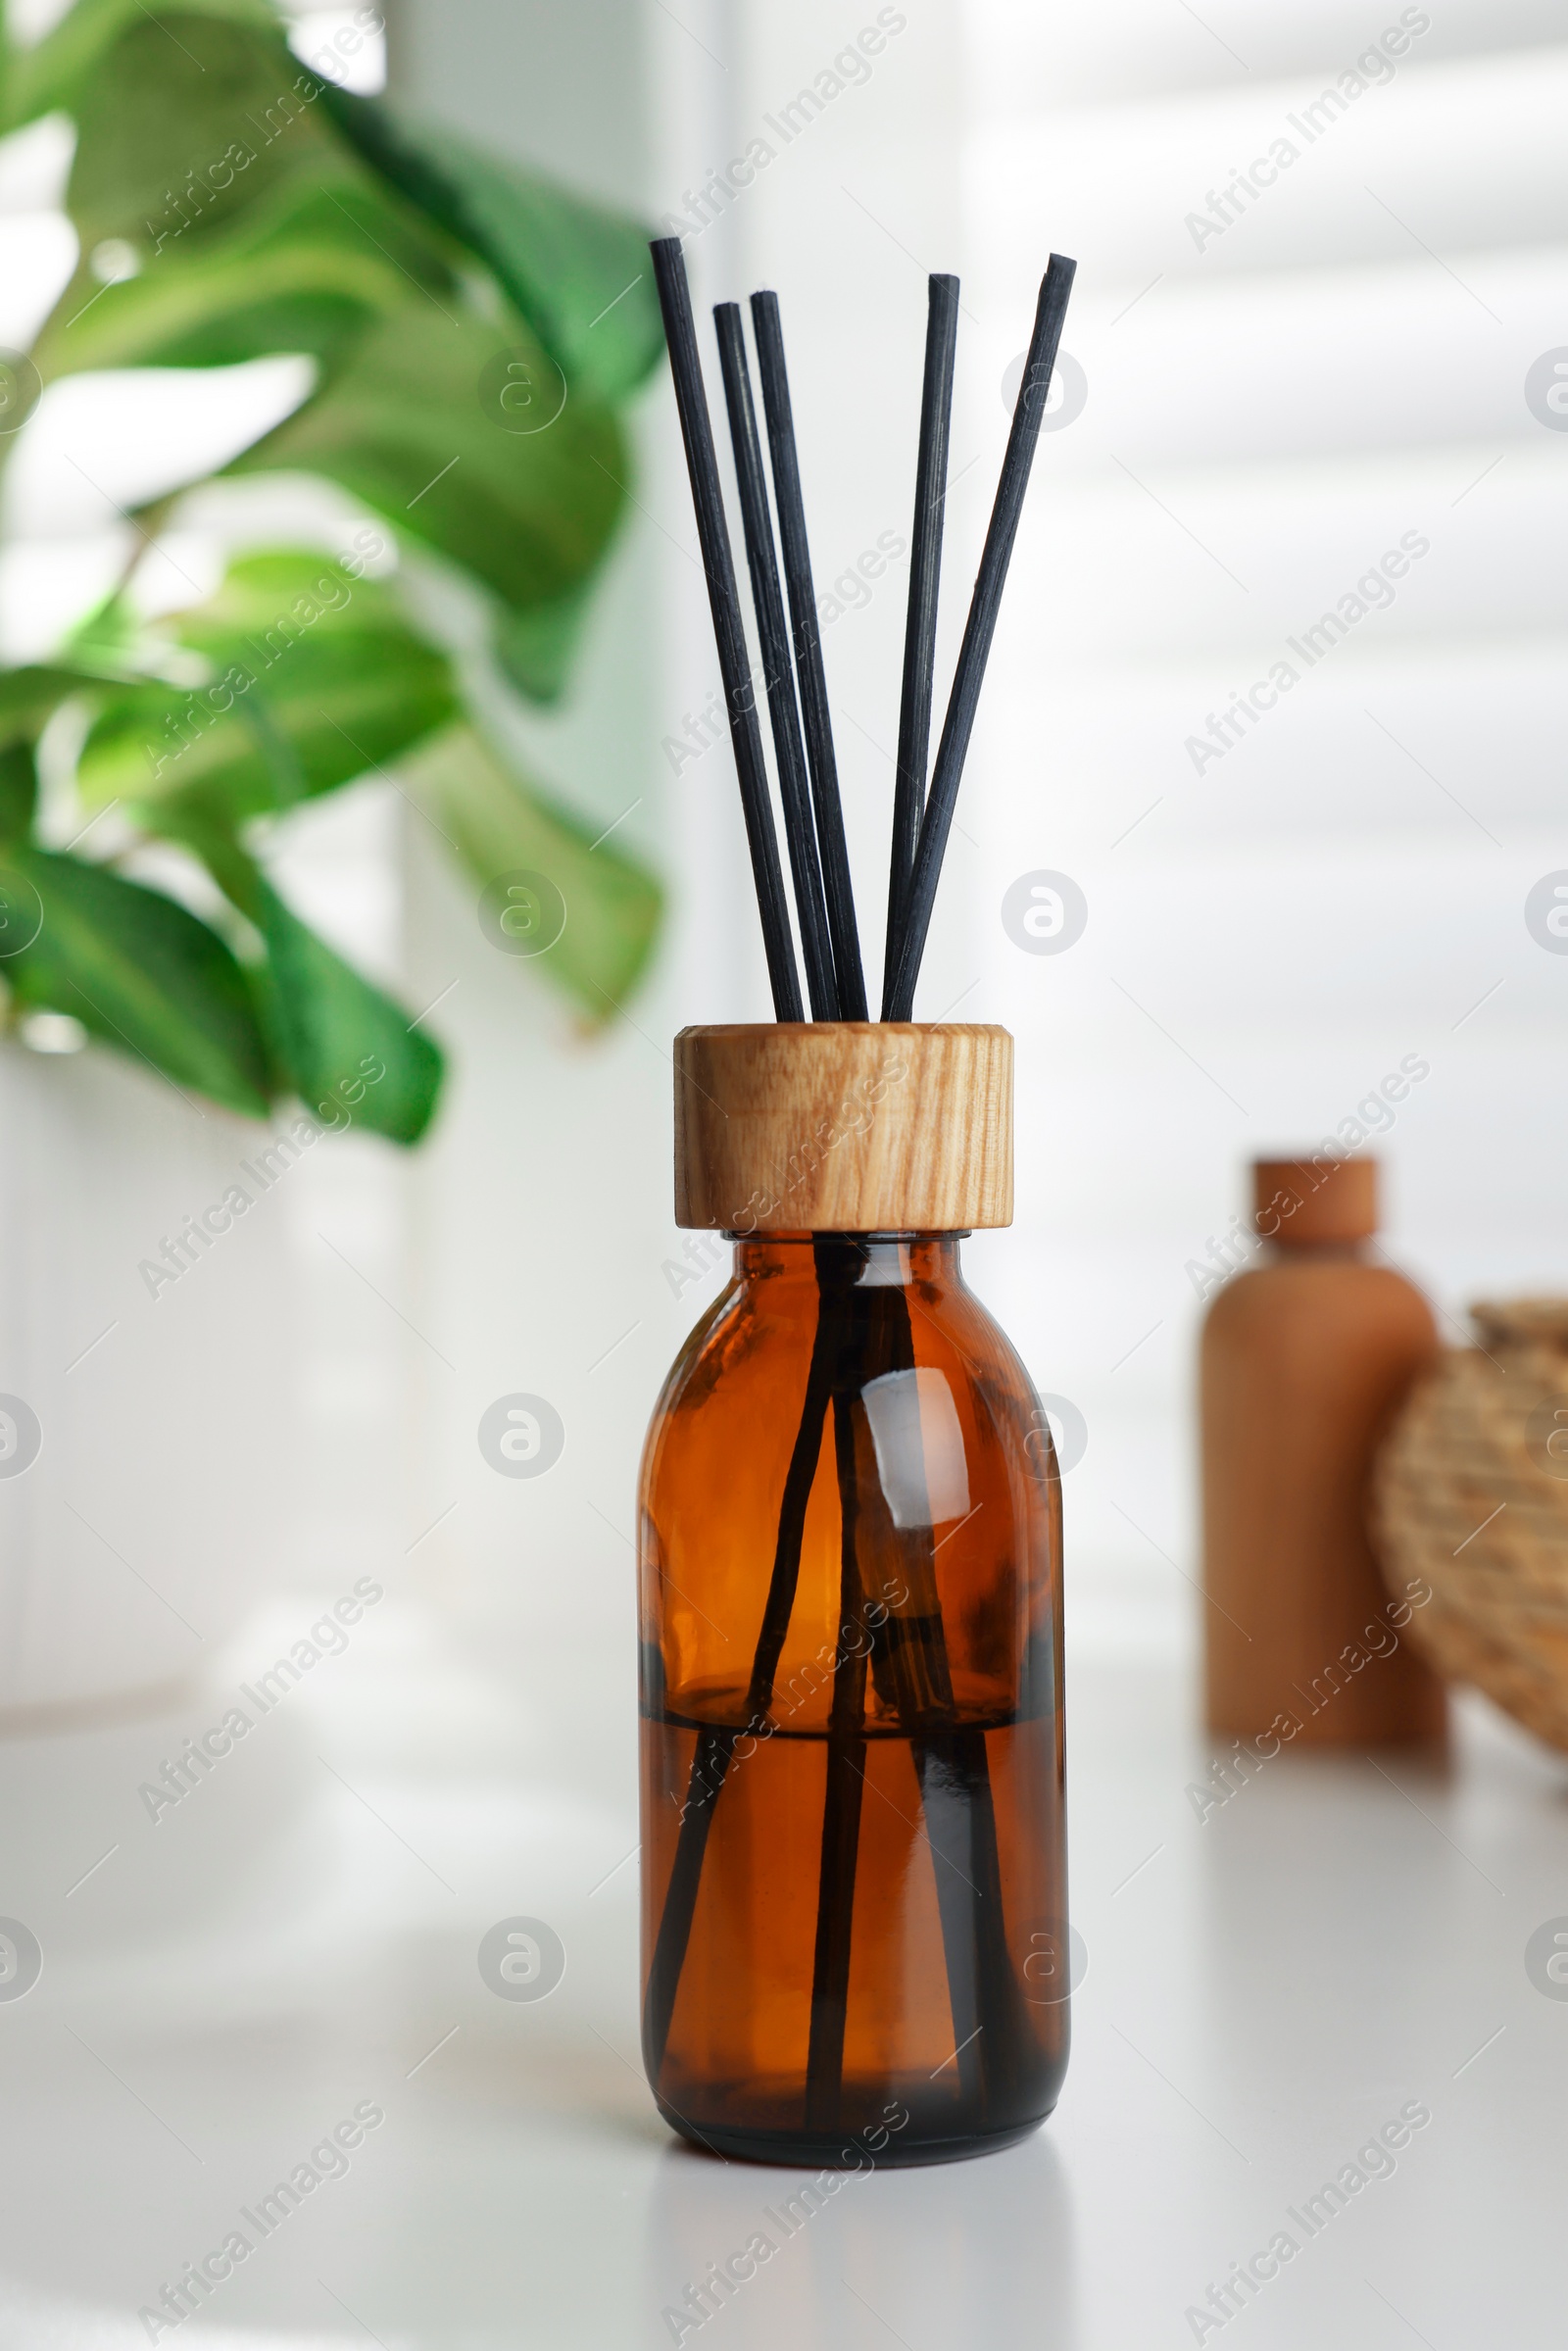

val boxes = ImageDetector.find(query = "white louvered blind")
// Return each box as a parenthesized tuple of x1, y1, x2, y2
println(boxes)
(955, 0, 1568, 1639)
(661, 0, 1568, 1649)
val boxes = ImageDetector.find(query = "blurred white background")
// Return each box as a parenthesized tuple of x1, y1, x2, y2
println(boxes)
(6, 0, 1565, 1701)
(0, 2, 1565, 2342)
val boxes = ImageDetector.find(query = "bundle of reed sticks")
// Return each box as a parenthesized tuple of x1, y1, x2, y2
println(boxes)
(644, 238, 1076, 2138)
(649, 236, 1075, 1020)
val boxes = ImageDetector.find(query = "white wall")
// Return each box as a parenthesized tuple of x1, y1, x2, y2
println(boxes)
(9, 0, 1563, 1732)
(957, 0, 1568, 1632)
(388, 0, 715, 1810)
(420, 0, 1568, 1681)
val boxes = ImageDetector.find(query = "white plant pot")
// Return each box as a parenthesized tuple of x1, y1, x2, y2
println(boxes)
(0, 1039, 297, 1724)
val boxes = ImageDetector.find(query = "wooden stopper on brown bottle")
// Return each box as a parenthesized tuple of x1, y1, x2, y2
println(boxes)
(1254, 1153, 1377, 1246)
(673, 1023, 1012, 1232)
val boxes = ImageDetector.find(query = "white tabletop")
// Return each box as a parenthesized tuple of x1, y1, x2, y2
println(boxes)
(0, 1588, 1559, 2350)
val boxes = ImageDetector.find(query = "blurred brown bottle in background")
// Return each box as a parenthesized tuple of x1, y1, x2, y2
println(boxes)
(1200, 1154, 1446, 1746)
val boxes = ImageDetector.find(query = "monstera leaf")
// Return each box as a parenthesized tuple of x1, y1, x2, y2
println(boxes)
(61, 11, 339, 254)
(73, 550, 661, 1029)
(0, 0, 667, 1135)
(33, 176, 450, 383)
(399, 721, 661, 1021)
(243, 880, 441, 1143)
(75, 549, 459, 824)
(5, 0, 279, 130)
(227, 307, 629, 617)
(317, 86, 664, 404)
(0, 844, 272, 1114)
(170, 810, 442, 1143)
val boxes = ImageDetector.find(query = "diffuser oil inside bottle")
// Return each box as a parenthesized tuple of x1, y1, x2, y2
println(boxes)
(643, 1710, 1064, 2158)
(638, 1232, 1068, 2166)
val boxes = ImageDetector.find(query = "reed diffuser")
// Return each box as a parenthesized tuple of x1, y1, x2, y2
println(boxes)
(638, 238, 1075, 2166)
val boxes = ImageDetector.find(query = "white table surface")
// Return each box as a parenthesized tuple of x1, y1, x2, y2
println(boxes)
(1, 1591, 1561, 2350)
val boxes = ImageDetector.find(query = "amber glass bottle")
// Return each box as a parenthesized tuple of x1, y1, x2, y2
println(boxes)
(637, 1024, 1068, 2167)
(1200, 1153, 1445, 1746)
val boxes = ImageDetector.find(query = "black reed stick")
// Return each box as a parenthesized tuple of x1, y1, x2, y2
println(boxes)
(804, 1367, 870, 2128)
(912, 1723, 1023, 2117)
(803, 1262, 1021, 2130)
(884, 272, 958, 1020)
(712, 302, 839, 1020)
(884, 254, 1076, 1022)
(643, 1245, 849, 2082)
(650, 238, 804, 1021)
(749, 291, 868, 1022)
(875, 1280, 1022, 2119)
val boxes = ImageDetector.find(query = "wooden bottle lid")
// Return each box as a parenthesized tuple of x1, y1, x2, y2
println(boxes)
(1253, 1153, 1377, 1245)
(674, 1024, 1013, 1233)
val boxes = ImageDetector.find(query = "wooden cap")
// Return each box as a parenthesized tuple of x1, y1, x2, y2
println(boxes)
(674, 1024, 1012, 1232)
(1253, 1153, 1378, 1245)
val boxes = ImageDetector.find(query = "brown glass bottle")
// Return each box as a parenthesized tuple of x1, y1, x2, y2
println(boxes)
(1200, 1154, 1446, 1746)
(637, 1231, 1068, 2167)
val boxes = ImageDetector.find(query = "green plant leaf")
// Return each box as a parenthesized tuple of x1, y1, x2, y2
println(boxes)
(0, 742, 37, 841)
(6, 0, 278, 129)
(172, 815, 442, 1143)
(1, 3, 667, 1132)
(61, 13, 340, 255)
(34, 176, 445, 383)
(249, 891, 442, 1142)
(62, 587, 141, 670)
(316, 85, 663, 404)
(226, 304, 629, 617)
(74, 548, 459, 822)
(30, 10, 466, 405)
(0, 844, 271, 1115)
(399, 721, 661, 1020)
(493, 579, 595, 705)
(0, 661, 112, 748)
